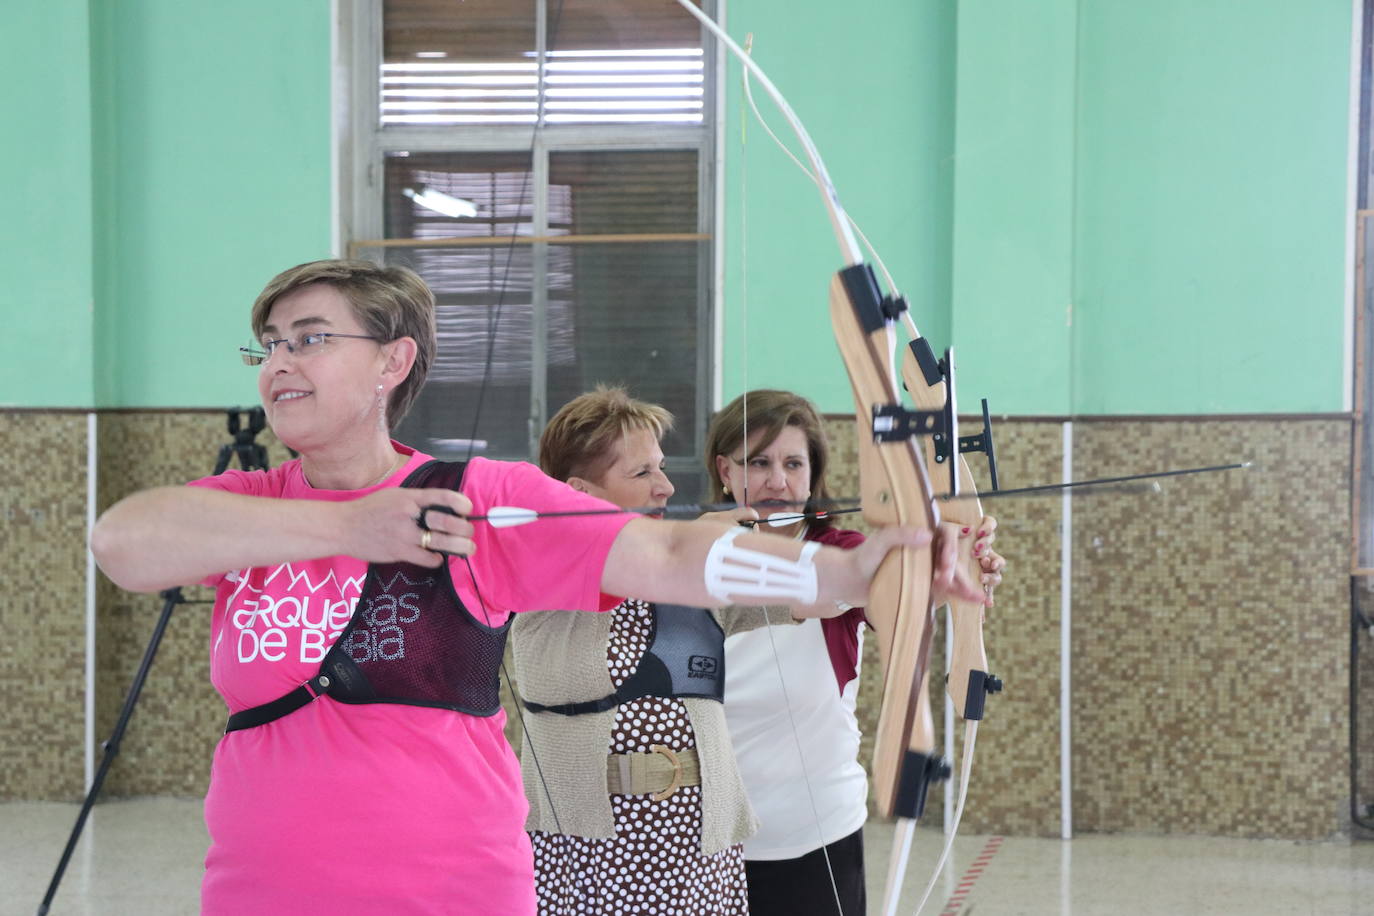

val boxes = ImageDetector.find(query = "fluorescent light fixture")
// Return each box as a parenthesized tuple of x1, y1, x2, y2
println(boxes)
(544, 48, 703, 58)
(415, 51, 448, 59)
(382, 88, 540, 98)
(387, 101, 539, 111)
(382, 62, 538, 72)
(430, 438, 488, 453)
(382, 75, 539, 86)
(383, 115, 541, 124)
(544, 60, 703, 72)
(403, 185, 478, 219)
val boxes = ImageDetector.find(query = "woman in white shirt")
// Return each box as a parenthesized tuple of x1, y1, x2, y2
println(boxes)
(705, 390, 1003, 916)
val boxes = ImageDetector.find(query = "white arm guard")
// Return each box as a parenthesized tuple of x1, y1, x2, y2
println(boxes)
(703, 527, 821, 605)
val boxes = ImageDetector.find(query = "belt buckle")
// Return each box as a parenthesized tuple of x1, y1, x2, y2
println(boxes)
(650, 744, 682, 802)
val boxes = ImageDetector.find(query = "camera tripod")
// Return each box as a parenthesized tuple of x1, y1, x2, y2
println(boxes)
(37, 407, 271, 916)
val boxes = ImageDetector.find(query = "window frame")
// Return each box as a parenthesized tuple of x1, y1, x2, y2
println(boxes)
(337, 0, 721, 468)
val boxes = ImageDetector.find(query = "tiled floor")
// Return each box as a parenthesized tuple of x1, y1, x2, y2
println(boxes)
(4, 798, 1373, 915)
(865, 825, 1374, 915)
(5, 799, 205, 916)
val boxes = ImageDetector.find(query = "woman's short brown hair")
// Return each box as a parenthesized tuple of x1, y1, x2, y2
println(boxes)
(250, 259, 436, 429)
(539, 386, 673, 484)
(704, 389, 833, 528)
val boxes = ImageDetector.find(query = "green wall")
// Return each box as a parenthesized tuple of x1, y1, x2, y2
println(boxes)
(0, 0, 95, 407)
(723, 0, 1354, 416)
(91, 0, 333, 408)
(1068, 0, 1352, 414)
(2, 0, 332, 409)
(0, 1, 1356, 416)
(719, 0, 957, 411)
(949, 0, 1079, 415)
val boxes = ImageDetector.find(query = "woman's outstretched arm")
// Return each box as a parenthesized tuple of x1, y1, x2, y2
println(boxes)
(91, 485, 476, 593)
(600, 517, 981, 614)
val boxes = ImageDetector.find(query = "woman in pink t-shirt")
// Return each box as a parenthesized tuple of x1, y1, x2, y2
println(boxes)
(90, 260, 982, 915)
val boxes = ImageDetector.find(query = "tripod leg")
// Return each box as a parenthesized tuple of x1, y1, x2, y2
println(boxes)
(37, 588, 184, 916)
(213, 444, 234, 476)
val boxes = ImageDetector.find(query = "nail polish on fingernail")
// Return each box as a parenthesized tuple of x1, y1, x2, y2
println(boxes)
(977, 530, 986, 538)
(960, 527, 970, 535)
(974, 545, 982, 555)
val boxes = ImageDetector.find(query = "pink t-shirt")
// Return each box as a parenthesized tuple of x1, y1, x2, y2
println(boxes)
(188, 447, 632, 915)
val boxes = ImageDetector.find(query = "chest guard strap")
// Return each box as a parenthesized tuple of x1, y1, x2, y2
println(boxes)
(523, 604, 725, 716)
(225, 460, 511, 733)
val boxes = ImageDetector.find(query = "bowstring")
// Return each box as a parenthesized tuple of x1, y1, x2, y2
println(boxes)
(912, 719, 978, 914)
(760, 612, 845, 915)
(458, 0, 571, 879)
(736, 31, 844, 916)
(739, 55, 900, 293)
(463, 556, 565, 837)
(733, 26, 965, 910)
(740, 66, 980, 906)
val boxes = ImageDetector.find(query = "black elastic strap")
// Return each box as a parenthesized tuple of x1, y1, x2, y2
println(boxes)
(522, 694, 619, 717)
(225, 673, 330, 733)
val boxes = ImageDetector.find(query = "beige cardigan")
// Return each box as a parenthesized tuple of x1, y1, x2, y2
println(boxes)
(510, 602, 793, 856)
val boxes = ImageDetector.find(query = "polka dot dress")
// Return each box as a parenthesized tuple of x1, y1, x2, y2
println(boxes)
(530, 599, 748, 915)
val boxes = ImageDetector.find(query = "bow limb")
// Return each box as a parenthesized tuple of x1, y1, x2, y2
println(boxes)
(673, 4, 952, 912)
(674, 5, 853, 909)
(830, 267, 949, 916)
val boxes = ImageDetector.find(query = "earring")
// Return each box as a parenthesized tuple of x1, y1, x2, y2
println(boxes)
(376, 384, 388, 433)
(722, 484, 731, 496)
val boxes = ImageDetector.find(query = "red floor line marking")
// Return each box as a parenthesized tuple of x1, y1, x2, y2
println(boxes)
(937, 835, 1005, 916)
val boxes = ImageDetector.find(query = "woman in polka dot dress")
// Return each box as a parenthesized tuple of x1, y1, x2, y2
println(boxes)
(510, 387, 830, 915)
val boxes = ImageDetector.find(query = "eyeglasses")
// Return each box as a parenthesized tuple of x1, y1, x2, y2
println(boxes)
(239, 332, 381, 366)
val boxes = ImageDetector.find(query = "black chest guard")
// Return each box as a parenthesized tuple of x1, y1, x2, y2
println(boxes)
(523, 603, 725, 717)
(225, 460, 510, 732)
